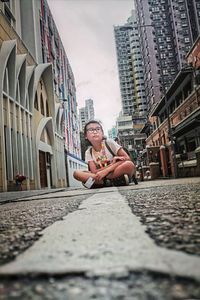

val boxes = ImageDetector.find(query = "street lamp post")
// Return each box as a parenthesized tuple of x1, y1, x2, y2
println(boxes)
(138, 23, 178, 178)
(60, 98, 70, 187)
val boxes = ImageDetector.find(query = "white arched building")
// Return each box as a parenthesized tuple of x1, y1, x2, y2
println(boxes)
(0, 40, 66, 191)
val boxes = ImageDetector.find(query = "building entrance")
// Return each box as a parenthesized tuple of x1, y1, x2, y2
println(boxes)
(39, 151, 47, 188)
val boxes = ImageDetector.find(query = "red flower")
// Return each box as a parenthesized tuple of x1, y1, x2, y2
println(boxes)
(16, 174, 26, 182)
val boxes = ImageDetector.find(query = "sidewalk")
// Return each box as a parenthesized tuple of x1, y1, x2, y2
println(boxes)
(0, 187, 79, 204)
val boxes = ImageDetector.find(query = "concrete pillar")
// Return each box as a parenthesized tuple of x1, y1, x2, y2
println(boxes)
(138, 167, 144, 181)
(149, 162, 160, 180)
(160, 145, 168, 177)
(195, 146, 200, 176)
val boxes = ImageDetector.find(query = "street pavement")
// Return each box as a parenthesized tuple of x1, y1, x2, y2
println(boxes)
(0, 177, 200, 299)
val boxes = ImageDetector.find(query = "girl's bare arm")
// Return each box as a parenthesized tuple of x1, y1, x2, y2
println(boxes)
(88, 147, 131, 177)
(94, 160, 124, 181)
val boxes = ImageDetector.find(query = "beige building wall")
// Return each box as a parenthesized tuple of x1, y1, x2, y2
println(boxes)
(0, 12, 66, 192)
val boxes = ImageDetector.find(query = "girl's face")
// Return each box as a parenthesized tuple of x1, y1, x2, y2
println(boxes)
(85, 122, 103, 143)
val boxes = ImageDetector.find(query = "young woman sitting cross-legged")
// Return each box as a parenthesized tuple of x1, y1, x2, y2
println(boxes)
(73, 120, 135, 188)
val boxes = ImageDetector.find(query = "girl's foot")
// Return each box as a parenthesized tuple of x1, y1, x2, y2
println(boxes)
(113, 174, 129, 186)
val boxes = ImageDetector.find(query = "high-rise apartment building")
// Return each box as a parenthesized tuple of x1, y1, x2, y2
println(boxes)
(79, 99, 95, 132)
(134, 0, 200, 114)
(114, 10, 147, 117)
(108, 126, 117, 139)
(114, 11, 147, 156)
(114, 22, 135, 116)
(85, 99, 95, 121)
(79, 107, 86, 133)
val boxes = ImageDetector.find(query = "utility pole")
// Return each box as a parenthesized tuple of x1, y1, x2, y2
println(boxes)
(61, 98, 69, 187)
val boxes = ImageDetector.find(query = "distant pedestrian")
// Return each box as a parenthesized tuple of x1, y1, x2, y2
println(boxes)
(73, 120, 135, 188)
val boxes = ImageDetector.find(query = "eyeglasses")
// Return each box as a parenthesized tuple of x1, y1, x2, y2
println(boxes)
(86, 127, 102, 133)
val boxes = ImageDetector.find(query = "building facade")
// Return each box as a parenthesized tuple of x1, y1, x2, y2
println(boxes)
(108, 126, 117, 139)
(0, 5, 66, 191)
(79, 98, 95, 132)
(114, 22, 136, 116)
(116, 114, 146, 164)
(114, 11, 147, 117)
(135, 0, 200, 115)
(133, 0, 200, 179)
(147, 66, 200, 178)
(15, 0, 82, 186)
(85, 99, 95, 122)
(114, 10, 147, 157)
(0, 0, 85, 190)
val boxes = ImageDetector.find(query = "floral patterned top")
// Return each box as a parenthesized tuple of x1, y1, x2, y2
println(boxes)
(85, 139, 121, 169)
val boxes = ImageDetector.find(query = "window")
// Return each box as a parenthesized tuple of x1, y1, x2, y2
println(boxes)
(46, 102, 49, 117)
(187, 137, 196, 152)
(40, 94, 45, 115)
(4, 4, 15, 26)
(34, 94, 39, 110)
(180, 13, 186, 19)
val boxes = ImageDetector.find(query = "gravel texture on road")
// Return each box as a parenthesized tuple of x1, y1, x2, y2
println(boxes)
(0, 271, 200, 300)
(121, 182, 200, 256)
(0, 195, 85, 265)
(1, 183, 200, 299)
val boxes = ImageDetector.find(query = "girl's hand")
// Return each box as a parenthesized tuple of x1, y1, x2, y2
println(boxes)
(95, 169, 108, 181)
(113, 156, 126, 163)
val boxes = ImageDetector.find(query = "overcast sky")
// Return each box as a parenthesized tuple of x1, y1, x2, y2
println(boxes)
(47, 0, 134, 133)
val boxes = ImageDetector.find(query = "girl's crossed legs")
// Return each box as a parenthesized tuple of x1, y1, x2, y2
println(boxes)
(73, 160, 135, 187)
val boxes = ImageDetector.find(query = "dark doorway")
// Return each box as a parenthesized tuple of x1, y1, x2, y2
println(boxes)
(39, 150, 47, 188)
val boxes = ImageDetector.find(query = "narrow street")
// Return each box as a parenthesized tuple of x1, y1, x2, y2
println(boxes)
(0, 177, 200, 300)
